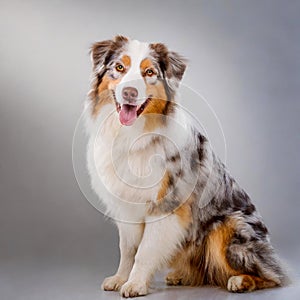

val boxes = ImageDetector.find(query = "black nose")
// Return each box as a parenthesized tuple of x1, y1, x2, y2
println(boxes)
(122, 87, 138, 102)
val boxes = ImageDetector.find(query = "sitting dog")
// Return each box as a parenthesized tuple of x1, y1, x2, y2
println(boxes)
(85, 35, 288, 297)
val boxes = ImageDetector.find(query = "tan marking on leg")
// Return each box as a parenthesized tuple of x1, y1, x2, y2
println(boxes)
(174, 198, 193, 229)
(147, 171, 173, 215)
(168, 241, 206, 286)
(139, 222, 145, 236)
(205, 217, 240, 287)
(174, 204, 192, 229)
(157, 171, 171, 202)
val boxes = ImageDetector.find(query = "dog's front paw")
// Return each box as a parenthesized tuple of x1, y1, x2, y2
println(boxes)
(120, 280, 148, 298)
(101, 274, 127, 291)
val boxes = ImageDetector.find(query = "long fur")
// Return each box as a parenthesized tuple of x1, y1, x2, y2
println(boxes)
(85, 35, 289, 297)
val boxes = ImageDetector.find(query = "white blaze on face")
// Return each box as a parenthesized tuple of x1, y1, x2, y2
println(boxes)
(115, 40, 151, 126)
(115, 40, 150, 105)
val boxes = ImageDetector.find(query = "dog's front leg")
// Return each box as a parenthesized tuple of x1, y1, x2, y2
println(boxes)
(120, 214, 186, 297)
(101, 222, 144, 291)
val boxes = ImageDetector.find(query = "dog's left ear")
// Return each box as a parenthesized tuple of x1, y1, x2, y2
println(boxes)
(166, 51, 187, 83)
(150, 43, 187, 91)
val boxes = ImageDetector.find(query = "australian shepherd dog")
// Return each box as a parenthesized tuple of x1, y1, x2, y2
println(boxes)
(84, 35, 288, 297)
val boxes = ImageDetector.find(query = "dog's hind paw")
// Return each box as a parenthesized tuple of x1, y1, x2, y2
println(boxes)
(165, 272, 183, 286)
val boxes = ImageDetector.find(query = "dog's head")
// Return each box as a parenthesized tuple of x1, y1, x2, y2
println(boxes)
(90, 35, 187, 126)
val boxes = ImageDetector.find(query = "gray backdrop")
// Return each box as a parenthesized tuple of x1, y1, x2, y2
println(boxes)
(0, 1, 299, 299)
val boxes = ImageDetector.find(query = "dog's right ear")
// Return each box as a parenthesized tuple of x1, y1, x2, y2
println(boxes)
(90, 39, 114, 71)
(90, 35, 129, 72)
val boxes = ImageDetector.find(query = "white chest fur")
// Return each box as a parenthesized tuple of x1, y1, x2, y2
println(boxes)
(86, 104, 167, 222)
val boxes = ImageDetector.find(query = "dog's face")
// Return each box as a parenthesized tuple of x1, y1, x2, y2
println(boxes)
(90, 36, 187, 126)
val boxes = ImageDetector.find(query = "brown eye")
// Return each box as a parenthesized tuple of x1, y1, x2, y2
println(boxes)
(116, 64, 124, 72)
(146, 69, 154, 76)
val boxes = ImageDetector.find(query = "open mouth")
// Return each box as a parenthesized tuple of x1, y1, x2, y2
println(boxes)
(116, 97, 151, 126)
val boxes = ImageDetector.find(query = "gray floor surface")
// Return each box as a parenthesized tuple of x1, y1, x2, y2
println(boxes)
(1, 253, 299, 300)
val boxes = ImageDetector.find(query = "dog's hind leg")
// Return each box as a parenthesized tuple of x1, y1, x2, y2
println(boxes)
(203, 214, 288, 292)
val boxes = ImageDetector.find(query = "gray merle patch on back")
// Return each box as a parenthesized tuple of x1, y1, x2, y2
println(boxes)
(190, 133, 207, 172)
(232, 188, 256, 215)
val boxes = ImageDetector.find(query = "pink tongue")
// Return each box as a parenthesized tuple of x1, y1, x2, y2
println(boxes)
(119, 104, 138, 126)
